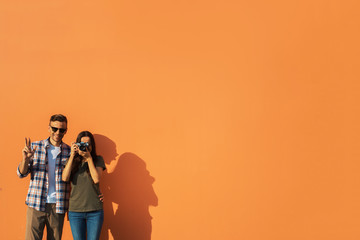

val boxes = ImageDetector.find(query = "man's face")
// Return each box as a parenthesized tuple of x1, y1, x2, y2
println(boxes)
(48, 121, 67, 144)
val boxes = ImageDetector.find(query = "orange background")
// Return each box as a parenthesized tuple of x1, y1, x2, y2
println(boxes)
(1, 0, 360, 239)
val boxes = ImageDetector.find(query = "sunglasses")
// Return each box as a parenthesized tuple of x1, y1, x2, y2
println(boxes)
(50, 126, 67, 134)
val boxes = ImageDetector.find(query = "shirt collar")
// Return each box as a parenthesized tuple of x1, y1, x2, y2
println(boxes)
(45, 138, 63, 149)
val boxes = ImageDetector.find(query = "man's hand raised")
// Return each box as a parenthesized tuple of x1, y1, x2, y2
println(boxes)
(22, 138, 37, 161)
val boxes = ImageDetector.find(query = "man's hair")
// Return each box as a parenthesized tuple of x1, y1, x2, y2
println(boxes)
(49, 114, 68, 124)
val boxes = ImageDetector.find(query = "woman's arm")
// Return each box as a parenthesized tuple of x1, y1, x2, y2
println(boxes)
(86, 156, 103, 184)
(62, 143, 77, 182)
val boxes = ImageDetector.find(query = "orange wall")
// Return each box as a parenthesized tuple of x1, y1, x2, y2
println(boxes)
(1, 1, 360, 239)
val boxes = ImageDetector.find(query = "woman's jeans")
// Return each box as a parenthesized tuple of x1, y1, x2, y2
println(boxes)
(68, 210, 104, 240)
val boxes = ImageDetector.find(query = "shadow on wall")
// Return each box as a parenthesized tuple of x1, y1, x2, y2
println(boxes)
(94, 134, 159, 240)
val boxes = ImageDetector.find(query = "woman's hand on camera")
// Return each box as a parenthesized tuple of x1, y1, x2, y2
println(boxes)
(79, 147, 91, 160)
(70, 142, 78, 156)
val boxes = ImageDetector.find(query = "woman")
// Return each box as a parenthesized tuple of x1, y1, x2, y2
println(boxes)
(62, 131, 106, 240)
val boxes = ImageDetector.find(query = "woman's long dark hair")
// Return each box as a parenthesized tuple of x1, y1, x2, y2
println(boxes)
(70, 131, 98, 181)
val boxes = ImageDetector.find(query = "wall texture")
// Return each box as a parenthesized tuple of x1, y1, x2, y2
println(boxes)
(1, 1, 360, 239)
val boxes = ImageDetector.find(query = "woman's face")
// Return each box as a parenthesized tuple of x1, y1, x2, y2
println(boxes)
(80, 136, 92, 152)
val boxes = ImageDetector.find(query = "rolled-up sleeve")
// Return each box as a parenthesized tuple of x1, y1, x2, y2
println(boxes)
(17, 165, 30, 178)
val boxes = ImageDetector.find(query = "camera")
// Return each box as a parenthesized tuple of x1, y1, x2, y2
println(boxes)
(76, 142, 89, 151)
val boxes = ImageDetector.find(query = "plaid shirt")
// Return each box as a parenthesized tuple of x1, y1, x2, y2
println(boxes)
(17, 138, 71, 214)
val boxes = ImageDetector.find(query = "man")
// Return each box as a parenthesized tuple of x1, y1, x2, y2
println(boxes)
(17, 114, 71, 240)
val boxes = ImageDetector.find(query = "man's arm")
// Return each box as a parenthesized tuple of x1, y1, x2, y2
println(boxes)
(18, 158, 30, 176)
(18, 138, 36, 177)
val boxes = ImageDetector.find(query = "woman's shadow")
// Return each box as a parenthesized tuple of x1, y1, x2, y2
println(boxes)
(94, 134, 158, 240)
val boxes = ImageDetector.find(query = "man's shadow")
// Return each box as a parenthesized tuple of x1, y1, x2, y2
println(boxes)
(94, 134, 158, 240)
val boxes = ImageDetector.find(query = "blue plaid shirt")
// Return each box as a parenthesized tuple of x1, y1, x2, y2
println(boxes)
(17, 138, 71, 214)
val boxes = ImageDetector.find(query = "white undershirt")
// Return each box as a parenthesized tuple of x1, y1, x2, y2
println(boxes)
(46, 145, 60, 203)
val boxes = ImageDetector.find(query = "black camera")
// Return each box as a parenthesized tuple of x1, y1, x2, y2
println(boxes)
(76, 142, 89, 151)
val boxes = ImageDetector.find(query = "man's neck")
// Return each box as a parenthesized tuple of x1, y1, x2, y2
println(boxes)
(49, 138, 61, 147)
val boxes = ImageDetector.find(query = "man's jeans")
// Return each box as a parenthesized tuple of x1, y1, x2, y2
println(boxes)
(68, 210, 104, 240)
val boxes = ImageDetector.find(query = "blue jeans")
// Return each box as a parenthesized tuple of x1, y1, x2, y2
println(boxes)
(68, 210, 104, 240)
